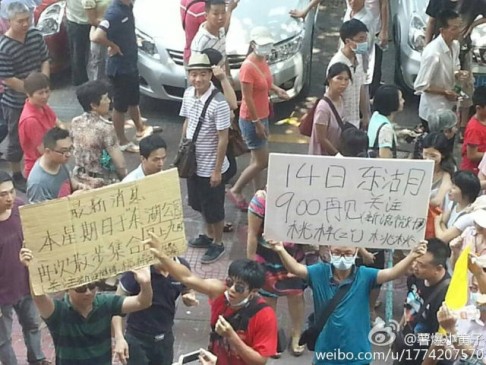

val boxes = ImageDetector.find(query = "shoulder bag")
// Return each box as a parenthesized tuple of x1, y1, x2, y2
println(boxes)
(299, 277, 354, 351)
(322, 96, 356, 132)
(173, 89, 219, 178)
(369, 122, 397, 158)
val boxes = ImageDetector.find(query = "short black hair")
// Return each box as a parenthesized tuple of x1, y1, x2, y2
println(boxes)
(24, 72, 49, 96)
(76, 80, 110, 112)
(437, 9, 460, 29)
(422, 132, 456, 177)
(426, 238, 451, 268)
(325, 62, 352, 86)
(205, 0, 225, 11)
(373, 85, 401, 116)
(43, 127, 70, 150)
(340, 128, 369, 157)
(0, 171, 12, 184)
(339, 19, 368, 43)
(228, 259, 265, 290)
(452, 170, 480, 204)
(473, 86, 486, 108)
(201, 48, 223, 90)
(139, 132, 167, 159)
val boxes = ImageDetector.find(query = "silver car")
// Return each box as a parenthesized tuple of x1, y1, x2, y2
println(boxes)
(393, 0, 486, 93)
(133, 0, 316, 102)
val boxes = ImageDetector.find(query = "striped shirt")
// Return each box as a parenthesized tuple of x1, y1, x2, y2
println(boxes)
(180, 84, 230, 177)
(191, 23, 227, 61)
(44, 293, 124, 365)
(0, 28, 49, 109)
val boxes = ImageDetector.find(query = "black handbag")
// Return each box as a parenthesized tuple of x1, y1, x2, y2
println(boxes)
(173, 89, 219, 178)
(299, 278, 353, 351)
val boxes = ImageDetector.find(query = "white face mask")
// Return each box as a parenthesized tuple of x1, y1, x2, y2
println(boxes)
(470, 291, 480, 306)
(330, 253, 356, 271)
(224, 290, 251, 307)
(254, 44, 273, 57)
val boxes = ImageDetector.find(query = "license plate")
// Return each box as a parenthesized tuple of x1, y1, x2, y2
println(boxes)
(475, 74, 486, 87)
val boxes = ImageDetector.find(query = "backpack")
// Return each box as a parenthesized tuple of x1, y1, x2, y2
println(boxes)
(368, 122, 397, 158)
(209, 297, 268, 350)
(182, 0, 204, 30)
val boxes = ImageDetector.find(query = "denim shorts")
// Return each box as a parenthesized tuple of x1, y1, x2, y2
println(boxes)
(239, 118, 269, 150)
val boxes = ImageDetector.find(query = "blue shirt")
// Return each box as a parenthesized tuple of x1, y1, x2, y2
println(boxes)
(308, 263, 378, 365)
(99, 0, 138, 76)
(367, 111, 396, 149)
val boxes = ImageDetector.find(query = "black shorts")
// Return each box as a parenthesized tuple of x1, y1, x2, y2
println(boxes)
(110, 73, 140, 113)
(187, 174, 226, 224)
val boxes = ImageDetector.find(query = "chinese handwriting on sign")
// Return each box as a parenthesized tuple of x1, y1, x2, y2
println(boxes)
(20, 168, 186, 295)
(265, 154, 434, 250)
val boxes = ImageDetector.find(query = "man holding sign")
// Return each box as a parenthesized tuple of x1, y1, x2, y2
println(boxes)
(19, 248, 153, 365)
(267, 239, 427, 365)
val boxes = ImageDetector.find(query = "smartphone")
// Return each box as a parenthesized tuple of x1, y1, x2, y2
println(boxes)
(179, 350, 200, 364)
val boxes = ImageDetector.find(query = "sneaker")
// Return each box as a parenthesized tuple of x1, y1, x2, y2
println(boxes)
(201, 244, 225, 264)
(12, 173, 26, 193)
(188, 234, 213, 248)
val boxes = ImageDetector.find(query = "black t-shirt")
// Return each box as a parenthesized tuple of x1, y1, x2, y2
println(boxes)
(426, 0, 459, 18)
(406, 273, 450, 335)
(120, 258, 190, 336)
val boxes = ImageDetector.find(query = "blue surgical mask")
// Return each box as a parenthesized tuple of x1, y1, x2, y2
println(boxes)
(470, 291, 479, 306)
(330, 254, 356, 271)
(354, 41, 369, 55)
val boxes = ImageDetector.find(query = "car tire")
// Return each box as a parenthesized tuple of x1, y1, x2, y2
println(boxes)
(393, 16, 414, 96)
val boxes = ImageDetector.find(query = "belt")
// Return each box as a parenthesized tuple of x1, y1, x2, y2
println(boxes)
(126, 328, 168, 343)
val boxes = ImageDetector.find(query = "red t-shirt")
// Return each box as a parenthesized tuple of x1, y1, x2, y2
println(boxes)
(18, 100, 57, 178)
(209, 294, 277, 365)
(180, 0, 206, 64)
(460, 116, 486, 173)
(239, 57, 273, 121)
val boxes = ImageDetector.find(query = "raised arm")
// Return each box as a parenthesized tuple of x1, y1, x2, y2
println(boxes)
(376, 241, 427, 285)
(289, 0, 320, 19)
(120, 267, 153, 314)
(19, 248, 55, 319)
(148, 233, 226, 298)
(267, 240, 308, 280)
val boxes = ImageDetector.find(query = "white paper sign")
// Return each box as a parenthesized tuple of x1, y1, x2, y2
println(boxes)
(264, 153, 434, 249)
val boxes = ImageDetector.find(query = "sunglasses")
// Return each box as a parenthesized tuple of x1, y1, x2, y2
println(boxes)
(225, 277, 248, 294)
(74, 283, 97, 293)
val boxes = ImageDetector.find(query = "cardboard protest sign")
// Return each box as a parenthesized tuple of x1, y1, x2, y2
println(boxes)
(264, 154, 434, 249)
(20, 168, 186, 295)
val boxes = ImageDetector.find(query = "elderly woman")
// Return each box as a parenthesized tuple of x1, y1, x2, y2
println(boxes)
(71, 80, 127, 188)
(413, 109, 457, 159)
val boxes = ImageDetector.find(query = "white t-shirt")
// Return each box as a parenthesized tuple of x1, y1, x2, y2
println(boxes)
(191, 23, 227, 61)
(123, 164, 145, 183)
(446, 202, 475, 231)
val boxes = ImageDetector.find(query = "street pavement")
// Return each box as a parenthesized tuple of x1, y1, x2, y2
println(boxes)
(3, 1, 424, 364)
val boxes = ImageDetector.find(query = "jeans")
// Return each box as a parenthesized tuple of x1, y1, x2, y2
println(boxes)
(0, 295, 45, 365)
(67, 20, 90, 85)
(126, 330, 174, 365)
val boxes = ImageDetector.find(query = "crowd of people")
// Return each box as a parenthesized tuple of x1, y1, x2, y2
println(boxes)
(1, 0, 486, 364)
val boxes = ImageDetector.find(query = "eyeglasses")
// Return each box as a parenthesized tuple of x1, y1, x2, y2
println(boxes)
(330, 252, 356, 258)
(74, 283, 97, 293)
(225, 277, 248, 294)
(53, 146, 74, 156)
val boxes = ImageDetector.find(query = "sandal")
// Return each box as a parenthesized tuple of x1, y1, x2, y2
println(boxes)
(223, 222, 234, 232)
(120, 141, 139, 153)
(289, 337, 305, 357)
(226, 190, 248, 212)
(136, 125, 154, 140)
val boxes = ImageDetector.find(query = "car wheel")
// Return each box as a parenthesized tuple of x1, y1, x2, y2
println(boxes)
(298, 24, 314, 98)
(393, 17, 414, 96)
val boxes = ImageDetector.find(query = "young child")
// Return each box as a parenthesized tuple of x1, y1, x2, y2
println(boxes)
(460, 86, 486, 173)
(18, 72, 63, 178)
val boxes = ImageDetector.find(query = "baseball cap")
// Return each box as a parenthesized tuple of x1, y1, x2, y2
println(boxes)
(472, 209, 486, 228)
(250, 26, 275, 46)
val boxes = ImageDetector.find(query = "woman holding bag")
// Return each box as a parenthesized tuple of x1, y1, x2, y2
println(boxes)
(227, 26, 289, 211)
(308, 63, 352, 156)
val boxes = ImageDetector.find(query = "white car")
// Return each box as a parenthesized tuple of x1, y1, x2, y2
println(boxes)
(393, 0, 486, 93)
(133, 0, 316, 102)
